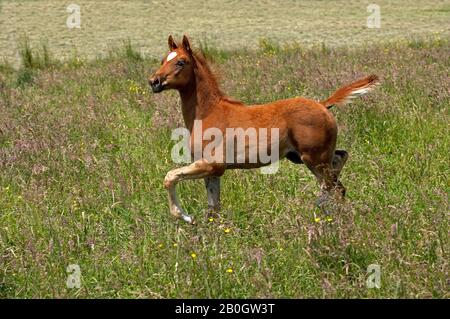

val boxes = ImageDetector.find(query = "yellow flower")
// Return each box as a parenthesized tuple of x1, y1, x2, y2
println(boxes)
(208, 217, 214, 222)
(173, 243, 178, 247)
(325, 216, 333, 222)
(226, 268, 233, 273)
(191, 252, 197, 259)
(314, 217, 321, 223)
(224, 228, 231, 234)
(158, 244, 163, 249)
(279, 247, 284, 251)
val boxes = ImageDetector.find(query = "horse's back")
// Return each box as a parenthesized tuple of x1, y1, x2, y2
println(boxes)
(249, 97, 338, 159)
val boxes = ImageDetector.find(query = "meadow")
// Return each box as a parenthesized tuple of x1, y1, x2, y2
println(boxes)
(0, 0, 449, 299)
(0, 36, 448, 298)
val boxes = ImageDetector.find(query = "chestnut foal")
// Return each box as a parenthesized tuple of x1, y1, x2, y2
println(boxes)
(149, 35, 379, 224)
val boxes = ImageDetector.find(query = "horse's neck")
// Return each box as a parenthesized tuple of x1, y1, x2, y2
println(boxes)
(179, 65, 222, 132)
(179, 87, 198, 132)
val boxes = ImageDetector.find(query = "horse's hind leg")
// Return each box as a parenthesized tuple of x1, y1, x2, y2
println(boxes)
(290, 149, 348, 199)
(332, 150, 348, 177)
(204, 176, 220, 218)
(286, 151, 303, 164)
(331, 150, 348, 198)
(301, 153, 341, 213)
(287, 149, 347, 173)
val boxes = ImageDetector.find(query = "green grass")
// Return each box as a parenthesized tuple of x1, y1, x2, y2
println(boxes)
(0, 37, 449, 298)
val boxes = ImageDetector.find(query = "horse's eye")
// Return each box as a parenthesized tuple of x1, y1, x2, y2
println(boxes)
(176, 60, 185, 67)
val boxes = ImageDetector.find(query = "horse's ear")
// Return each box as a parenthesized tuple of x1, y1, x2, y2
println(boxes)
(182, 35, 192, 54)
(168, 35, 178, 51)
(182, 35, 197, 68)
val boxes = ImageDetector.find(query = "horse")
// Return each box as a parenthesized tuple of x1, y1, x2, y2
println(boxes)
(149, 35, 379, 224)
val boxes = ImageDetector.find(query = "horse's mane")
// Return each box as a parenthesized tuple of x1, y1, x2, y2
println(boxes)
(192, 50, 222, 93)
(192, 50, 244, 105)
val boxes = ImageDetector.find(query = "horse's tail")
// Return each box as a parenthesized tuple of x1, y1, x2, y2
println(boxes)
(320, 74, 380, 109)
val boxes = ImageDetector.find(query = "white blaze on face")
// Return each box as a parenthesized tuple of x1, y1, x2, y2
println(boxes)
(167, 51, 178, 62)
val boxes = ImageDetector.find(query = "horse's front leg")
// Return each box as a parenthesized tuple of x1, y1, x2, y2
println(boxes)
(163, 159, 225, 224)
(204, 176, 220, 219)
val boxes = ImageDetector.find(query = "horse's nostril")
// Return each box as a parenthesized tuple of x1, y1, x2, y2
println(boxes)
(149, 76, 164, 93)
(150, 77, 159, 86)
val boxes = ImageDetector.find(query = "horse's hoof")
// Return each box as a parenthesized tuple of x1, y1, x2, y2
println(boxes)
(315, 195, 328, 207)
(321, 207, 332, 216)
(205, 208, 220, 220)
(316, 196, 333, 215)
(182, 214, 196, 225)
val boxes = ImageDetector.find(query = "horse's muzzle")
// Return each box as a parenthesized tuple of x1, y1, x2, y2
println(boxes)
(149, 76, 165, 93)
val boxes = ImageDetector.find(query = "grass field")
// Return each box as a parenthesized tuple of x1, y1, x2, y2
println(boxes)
(1, 0, 450, 67)
(0, 36, 448, 298)
(0, 1, 449, 299)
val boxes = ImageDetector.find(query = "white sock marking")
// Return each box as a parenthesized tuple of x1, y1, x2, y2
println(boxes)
(182, 214, 193, 224)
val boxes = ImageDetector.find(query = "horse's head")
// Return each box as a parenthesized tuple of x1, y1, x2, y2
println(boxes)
(149, 35, 196, 93)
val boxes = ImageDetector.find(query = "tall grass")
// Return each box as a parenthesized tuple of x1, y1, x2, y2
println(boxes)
(15, 38, 56, 87)
(0, 39, 448, 298)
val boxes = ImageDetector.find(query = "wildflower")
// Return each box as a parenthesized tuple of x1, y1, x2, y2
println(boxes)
(128, 79, 142, 94)
(279, 247, 284, 251)
(158, 243, 163, 249)
(208, 217, 214, 222)
(191, 252, 197, 259)
(314, 217, 321, 223)
(325, 216, 333, 222)
(224, 228, 231, 234)
(226, 268, 233, 273)
(173, 243, 178, 247)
